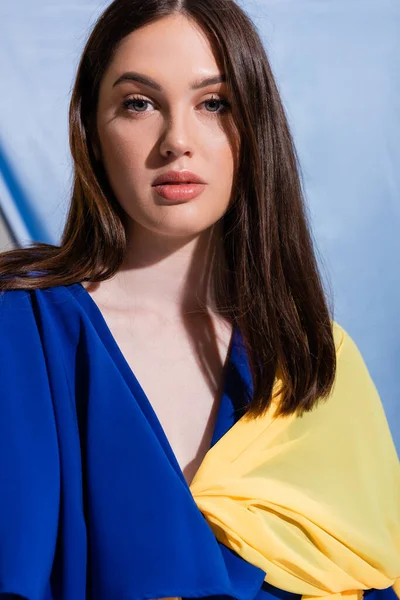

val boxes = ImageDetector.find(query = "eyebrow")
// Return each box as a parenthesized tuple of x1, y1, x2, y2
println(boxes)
(112, 71, 226, 91)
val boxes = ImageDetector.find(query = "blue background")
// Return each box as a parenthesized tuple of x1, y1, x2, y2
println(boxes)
(0, 0, 398, 452)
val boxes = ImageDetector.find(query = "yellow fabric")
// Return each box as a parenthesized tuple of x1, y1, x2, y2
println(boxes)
(190, 321, 400, 599)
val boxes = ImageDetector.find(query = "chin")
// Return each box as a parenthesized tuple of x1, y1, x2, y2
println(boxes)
(148, 221, 215, 239)
(135, 206, 225, 239)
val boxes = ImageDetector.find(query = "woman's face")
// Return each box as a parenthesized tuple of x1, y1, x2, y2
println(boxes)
(95, 13, 239, 239)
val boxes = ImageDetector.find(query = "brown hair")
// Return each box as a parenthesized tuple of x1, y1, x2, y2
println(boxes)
(0, 0, 336, 418)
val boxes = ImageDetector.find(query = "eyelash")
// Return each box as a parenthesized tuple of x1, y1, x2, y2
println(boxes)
(121, 94, 231, 117)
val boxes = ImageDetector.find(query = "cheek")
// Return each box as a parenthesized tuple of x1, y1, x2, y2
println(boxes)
(208, 122, 239, 187)
(96, 115, 239, 222)
(99, 126, 146, 179)
(213, 142, 236, 194)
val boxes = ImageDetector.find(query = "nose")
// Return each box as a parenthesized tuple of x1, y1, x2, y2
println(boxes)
(158, 111, 195, 159)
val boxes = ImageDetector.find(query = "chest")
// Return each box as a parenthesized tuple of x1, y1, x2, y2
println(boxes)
(98, 306, 233, 485)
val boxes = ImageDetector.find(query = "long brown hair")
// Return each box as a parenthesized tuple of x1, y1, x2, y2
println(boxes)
(0, 0, 336, 418)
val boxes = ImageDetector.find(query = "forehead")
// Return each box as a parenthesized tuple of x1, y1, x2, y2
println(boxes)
(104, 14, 222, 88)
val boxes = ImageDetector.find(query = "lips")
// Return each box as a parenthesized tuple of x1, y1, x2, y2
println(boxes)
(152, 170, 206, 186)
(153, 182, 206, 202)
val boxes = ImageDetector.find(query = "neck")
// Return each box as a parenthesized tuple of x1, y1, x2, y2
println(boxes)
(107, 221, 226, 320)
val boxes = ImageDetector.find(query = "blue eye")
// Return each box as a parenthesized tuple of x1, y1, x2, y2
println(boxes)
(122, 97, 151, 112)
(203, 95, 231, 114)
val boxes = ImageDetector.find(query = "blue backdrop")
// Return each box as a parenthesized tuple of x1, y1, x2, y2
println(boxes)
(0, 0, 398, 452)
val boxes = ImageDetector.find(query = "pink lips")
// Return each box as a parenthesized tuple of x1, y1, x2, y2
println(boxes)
(152, 169, 206, 186)
(153, 183, 206, 202)
(152, 169, 207, 202)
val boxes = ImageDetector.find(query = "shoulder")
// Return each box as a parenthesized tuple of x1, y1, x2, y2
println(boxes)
(0, 282, 87, 354)
(331, 319, 373, 381)
(326, 320, 390, 428)
(331, 319, 357, 355)
(288, 321, 398, 464)
(0, 280, 85, 315)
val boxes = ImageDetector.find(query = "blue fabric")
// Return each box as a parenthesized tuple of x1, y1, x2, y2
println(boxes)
(0, 283, 396, 600)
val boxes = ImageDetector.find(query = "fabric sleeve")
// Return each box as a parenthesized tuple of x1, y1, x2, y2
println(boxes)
(0, 290, 60, 600)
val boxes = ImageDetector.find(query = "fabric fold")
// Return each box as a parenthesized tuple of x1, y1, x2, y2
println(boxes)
(1, 284, 398, 600)
(0, 289, 60, 600)
(190, 322, 400, 599)
(0, 285, 266, 600)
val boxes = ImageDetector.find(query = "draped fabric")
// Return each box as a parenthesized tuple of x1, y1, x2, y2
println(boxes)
(0, 282, 398, 600)
(191, 323, 400, 599)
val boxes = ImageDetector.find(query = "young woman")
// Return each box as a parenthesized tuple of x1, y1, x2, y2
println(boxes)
(0, 0, 399, 599)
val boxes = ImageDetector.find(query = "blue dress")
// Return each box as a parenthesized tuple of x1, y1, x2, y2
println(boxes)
(0, 283, 396, 600)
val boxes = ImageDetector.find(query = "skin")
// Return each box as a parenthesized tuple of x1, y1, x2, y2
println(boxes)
(96, 12, 238, 238)
(85, 14, 241, 486)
